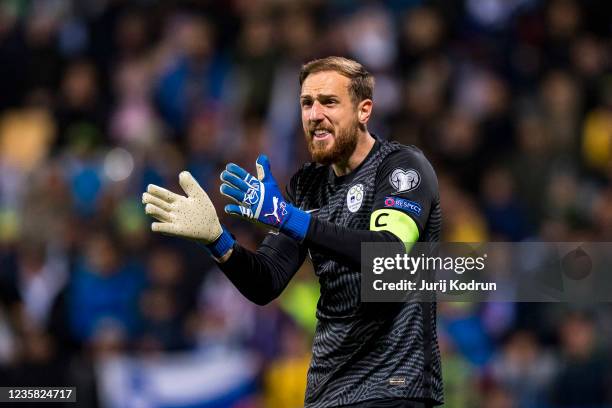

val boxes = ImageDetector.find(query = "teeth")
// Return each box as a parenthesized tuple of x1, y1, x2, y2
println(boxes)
(314, 130, 329, 135)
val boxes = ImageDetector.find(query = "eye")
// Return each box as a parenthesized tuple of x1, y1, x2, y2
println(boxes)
(301, 99, 312, 107)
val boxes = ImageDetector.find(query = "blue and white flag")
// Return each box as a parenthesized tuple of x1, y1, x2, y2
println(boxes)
(97, 349, 258, 408)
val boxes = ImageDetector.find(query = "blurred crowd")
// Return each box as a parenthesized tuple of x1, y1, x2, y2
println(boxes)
(1, 0, 612, 407)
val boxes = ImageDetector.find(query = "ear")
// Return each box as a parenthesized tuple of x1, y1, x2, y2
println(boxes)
(357, 99, 373, 125)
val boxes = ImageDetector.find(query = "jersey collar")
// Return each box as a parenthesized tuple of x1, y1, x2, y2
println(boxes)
(328, 134, 382, 186)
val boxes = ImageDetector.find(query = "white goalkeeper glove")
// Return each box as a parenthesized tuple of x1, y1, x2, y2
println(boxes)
(142, 171, 234, 258)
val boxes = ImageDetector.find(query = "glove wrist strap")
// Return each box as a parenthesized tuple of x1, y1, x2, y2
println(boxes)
(281, 207, 311, 241)
(206, 227, 235, 259)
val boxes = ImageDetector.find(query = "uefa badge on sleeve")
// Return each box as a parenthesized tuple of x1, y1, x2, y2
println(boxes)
(389, 168, 420, 193)
(347, 184, 364, 213)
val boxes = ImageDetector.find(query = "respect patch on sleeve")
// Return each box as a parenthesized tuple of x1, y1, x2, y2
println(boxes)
(383, 196, 422, 216)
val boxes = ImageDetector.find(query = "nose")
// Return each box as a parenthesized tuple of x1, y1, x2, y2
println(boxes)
(309, 100, 324, 122)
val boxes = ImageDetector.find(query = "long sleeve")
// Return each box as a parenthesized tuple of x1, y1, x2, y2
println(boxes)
(216, 231, 307, 305)
(304, 218, 402, 268)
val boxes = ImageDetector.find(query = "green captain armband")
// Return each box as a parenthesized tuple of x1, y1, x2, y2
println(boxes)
(370, 209, 420, 250)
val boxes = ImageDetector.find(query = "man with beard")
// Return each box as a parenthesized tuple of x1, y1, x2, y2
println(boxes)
(142, 57, 443, 408)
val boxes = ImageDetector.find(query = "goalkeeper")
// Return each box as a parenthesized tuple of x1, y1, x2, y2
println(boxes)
(143, 57, 442, 408)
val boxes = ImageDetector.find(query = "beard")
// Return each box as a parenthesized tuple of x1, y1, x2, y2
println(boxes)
(305, 120, 360, 165)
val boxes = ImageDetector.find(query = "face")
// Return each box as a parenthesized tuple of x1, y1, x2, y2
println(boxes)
(300, 71, 371, 165)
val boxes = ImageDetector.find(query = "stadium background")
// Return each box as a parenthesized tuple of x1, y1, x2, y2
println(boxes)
(1, 0, 612, 406)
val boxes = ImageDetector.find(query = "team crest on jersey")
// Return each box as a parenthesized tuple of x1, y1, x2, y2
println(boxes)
(389, 168, 420, 193)
(347, 183, 364, 213)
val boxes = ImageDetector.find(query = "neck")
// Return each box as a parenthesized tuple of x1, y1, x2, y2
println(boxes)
(331, 130, 375, 176)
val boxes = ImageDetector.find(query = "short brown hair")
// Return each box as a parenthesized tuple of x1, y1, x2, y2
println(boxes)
(299, 56, 374, 105)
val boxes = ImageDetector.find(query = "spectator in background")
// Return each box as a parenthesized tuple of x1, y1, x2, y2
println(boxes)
(510, 113, 554, 225)
(68, 230, 146, 347)
(582, 78, 612, 180)
(13, 243, 68, 331)
(55, 59, 107, 151)
(109, 59, 162, 147)
(550, 312, 612, 406)
(139, 245, 200, 351)
(182, 112, 222, 190)
(438, 333, 477, 408)
(155, 15, 228, 134)
(489, 330, 556, 408)
(263, 322, 311, 408)
(480, 167, 530, 240)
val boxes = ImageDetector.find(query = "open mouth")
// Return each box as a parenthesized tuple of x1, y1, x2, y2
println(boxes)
(312, 129, 333, 141)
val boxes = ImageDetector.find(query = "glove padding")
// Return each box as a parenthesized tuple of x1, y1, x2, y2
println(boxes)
(143, 171, 223, 244)
(220, 155, 311, 241)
